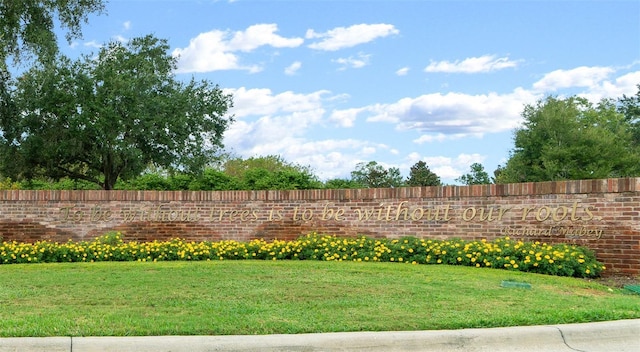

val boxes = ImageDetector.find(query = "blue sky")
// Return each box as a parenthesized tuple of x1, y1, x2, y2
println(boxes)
(57, 0, 640, 184)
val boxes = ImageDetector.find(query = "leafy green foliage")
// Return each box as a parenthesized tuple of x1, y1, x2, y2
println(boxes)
(0, 1, 105, 155)
(406, 161, 441, 186)
(350, 161, 404, 188)
(188, 168, 242, 191)
(618, 84, 640, 146)
(20, 178, 101, 190)
(222, 155, 322, 190)
(498, 96, 640, 183)
(1, 35, 233, 189)
(323, 178, 365, 189)
(0, 0, 105, 70)
(0, 177, 20, 190)
(116, 173, 174, 191)
(456, 162, 491, 185)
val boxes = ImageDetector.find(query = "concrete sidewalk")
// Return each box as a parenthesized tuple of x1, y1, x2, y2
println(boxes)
(1, 319, 638, 352)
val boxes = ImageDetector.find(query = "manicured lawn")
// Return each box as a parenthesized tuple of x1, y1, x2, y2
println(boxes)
(0, 260, 638, 337)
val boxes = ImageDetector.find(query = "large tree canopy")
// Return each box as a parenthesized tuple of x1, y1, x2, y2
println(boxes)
(497, 95, 640, 183)
(1, 35, 234, 189)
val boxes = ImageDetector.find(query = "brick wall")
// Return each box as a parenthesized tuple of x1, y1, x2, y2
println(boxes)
(0, 178, 638, 276)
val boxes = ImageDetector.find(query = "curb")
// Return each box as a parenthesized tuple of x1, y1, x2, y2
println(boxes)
(1, 319, 638, 352)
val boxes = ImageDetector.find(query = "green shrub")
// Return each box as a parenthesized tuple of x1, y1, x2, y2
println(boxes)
(0, 177, 20, 190)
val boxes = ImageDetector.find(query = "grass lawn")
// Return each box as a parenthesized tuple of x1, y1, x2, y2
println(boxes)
(0, 260, 638, 337)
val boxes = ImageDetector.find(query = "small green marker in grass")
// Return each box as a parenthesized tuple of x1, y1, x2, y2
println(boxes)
(501, 280, 532, 289)
(623, 285, 640, 295)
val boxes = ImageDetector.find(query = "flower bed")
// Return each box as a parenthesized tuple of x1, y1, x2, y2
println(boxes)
(0, 232, 605, 278)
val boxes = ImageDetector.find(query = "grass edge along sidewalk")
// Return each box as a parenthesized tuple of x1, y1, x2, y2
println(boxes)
(0, 260, 638, 337)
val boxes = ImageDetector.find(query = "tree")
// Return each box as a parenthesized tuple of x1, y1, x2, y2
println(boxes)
(222, 155, 322, 190)
(497, 96, 640, 183)
(223, 155, 313, 178)
(0, 1, 105, 131)
(0, 35, 234, 189)
(456, 163, 491, 185)
(0, 0, 105, 70)
(406, 161, 441, 186)
(350, 161, 404, 188)
(618, 84, 640, 146)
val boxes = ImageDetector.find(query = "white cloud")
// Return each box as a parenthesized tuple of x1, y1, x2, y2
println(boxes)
(422, 154, 486, 180)
(424, 55, 520, 73)
(353, 88, 538, 137)
(581, 70, 640, 100)
(222, 87, 334, 162)
(329, 107, 364, 127)
(284, 61, 302, 75)
(285, 140, 391, 180)
(122, 21, 131, 31)
(396, 67, 410, 76)
(173, 24, 303, 73)
(228, 23, 303, 52)
(532, 66, 615, 92)
(221, 65, 638, 183)
(306, 23, 399, 51)
(394, 153, 487, 182)
(221, 86, 400, 180)
(83, 40, 102, 49)
(412, 133, 476, 144)
(225, 87, 330, 118)
(333, 53, 371, 70)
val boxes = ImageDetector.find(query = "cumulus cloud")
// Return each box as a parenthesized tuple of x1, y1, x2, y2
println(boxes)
(306, 23, 399, 51)
(222, 87, 334, 160)
(285, 140, 392, 180)
(224, 87, 330, 118)
(221, 64, 639, 183)
(399, 153, 487, 181)
(221, 87, 400, 180)
(532, 66, 615, 92)
(579, 70, 640, 101)
(173, 24, 303, 73)
(347, 88, 538, 137)
(424, 55, 520, 73)
(328, 107, 365, 127)
(424, 154, 487, 180)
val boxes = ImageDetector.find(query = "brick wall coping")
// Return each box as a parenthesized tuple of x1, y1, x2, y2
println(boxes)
(1, 177, 638, 202)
